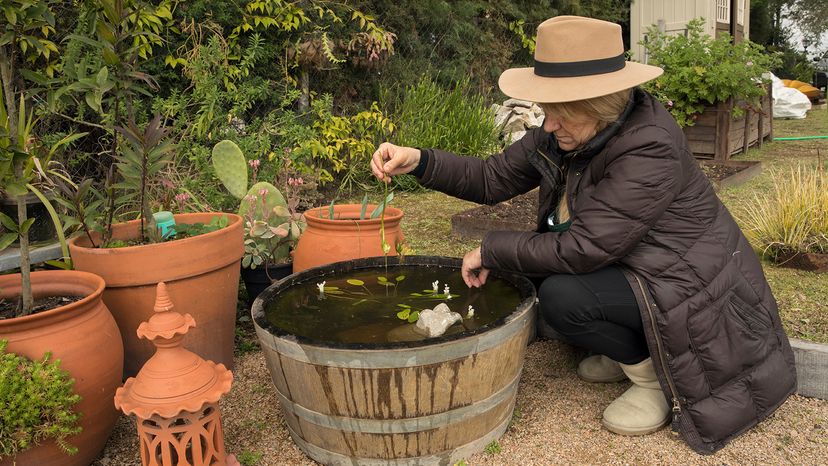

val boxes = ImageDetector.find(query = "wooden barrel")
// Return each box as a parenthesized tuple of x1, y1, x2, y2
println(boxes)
(252, 256, 536, 465)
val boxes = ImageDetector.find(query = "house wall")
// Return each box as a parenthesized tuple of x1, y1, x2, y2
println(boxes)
(630, 0, 750, 63)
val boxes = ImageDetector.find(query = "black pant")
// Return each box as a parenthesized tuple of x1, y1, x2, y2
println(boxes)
(537, 266, 649, 365)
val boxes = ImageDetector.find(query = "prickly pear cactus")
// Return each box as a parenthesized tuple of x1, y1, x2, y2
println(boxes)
(212, 140, 248, 199)
(238, 181, 288, 223)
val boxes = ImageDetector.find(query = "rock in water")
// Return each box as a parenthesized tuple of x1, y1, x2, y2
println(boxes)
(414, 303, 463, 338)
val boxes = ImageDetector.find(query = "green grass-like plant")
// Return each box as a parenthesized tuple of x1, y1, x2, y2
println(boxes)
(388, 75, 503, 191)
(739, 164, 828, 260)
(0, 340, 82, 460)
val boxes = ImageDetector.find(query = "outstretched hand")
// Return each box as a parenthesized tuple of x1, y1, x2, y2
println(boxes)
(461, 247, 489, 288)
(371, 143, 421, 183)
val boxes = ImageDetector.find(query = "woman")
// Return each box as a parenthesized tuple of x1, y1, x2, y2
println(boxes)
(371, 16, 796, 454)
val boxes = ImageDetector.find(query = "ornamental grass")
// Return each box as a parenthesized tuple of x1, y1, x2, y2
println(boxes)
(740, 163, 828, 260)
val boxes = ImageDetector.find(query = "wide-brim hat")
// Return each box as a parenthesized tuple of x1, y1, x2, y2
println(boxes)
(499, 16, 663, 103)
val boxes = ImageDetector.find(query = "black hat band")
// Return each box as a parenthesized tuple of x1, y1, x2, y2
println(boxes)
(534, 53, 625, 77)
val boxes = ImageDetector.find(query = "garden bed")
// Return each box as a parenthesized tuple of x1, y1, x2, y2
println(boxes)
(776, 252, 828, 273)
(700, 159, 763, 190)
(451, 161, 761, 239)
(451, 190, 538, 239)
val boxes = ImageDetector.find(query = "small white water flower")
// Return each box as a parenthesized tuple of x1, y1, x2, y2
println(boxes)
(432, 280, 439, 293)
(317, 281, 326, 293)
(443, 284, 450, 295)
(466, 305, 475, 319)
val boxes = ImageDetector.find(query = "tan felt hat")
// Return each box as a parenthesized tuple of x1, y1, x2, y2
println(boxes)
(499, 16, 663, 103)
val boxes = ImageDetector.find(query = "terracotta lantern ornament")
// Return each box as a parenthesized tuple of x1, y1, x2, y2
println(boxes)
(114, 283, 238, 466)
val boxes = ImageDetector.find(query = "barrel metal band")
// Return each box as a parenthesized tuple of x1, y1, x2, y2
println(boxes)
(257, 304, 534, 368)
(285, 408, 512, 466)
(275, 371, 520, 434)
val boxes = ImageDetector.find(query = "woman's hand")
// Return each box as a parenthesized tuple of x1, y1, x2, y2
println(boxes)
(371, 143, 421, 183)
(461, 247, 489, 288)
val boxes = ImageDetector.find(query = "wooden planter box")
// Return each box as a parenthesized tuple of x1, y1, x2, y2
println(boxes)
(683, 83, 773, 160)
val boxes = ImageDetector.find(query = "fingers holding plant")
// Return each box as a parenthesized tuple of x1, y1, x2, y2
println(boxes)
(371, 143, 421, 183)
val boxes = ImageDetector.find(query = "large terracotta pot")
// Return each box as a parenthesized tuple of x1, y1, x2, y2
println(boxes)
(68, 213, 243, 378)
(0, 271, 123, 466)
(292, 204, 404, 273)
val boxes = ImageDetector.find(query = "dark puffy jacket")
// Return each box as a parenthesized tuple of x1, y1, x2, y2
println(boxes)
(416, 89, 796, 454)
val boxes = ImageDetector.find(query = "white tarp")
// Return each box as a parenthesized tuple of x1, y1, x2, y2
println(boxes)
(767, 72, 812, 119)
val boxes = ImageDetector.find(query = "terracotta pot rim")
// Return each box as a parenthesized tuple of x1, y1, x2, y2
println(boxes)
(68, 212, 242, 252)
(0, 270, 105, 327)
(303, 205, 403, 226)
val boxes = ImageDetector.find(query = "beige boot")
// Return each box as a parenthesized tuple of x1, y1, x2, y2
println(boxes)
(577, 355, 627, 383)
(602, 358, 670, 435)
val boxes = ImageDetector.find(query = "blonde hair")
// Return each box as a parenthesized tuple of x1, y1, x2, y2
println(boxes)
(539, 88, 632, 132)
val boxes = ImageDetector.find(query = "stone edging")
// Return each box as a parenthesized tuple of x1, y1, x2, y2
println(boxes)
(790, 338, 828, 400)
(538, 319, 828, 401)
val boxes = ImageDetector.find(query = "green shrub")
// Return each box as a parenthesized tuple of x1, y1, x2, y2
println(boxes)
(387, 75, 503, 191)
(642, 18, 780, 127)
(0, 340, 82, 460)
(740, 165, 828, 260)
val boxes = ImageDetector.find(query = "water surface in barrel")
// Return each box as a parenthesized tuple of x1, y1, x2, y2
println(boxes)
(263, 264, 522, 344)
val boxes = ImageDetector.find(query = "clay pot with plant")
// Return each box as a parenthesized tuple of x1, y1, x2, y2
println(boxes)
(292, 191, 406, 273)
(211, 140, 306, 304)
(67, 118, 243, 378)
(0, 7, 124, 463)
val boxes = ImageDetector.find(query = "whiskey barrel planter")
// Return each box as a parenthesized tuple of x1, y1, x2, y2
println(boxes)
(68, 213, 243, 378)
(292, 204, 405, 273)
(253, 256, 536, 465)
(683, 83, 773, 160)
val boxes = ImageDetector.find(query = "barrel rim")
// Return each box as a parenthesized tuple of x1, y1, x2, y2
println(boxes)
(251, 255, 536, 350)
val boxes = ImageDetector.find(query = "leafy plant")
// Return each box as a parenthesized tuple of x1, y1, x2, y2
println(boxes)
(113, 114, 176, 244)
(0, 340, 82, 460)
(484, 439, 502, 455)
(0, 3, 86, 314)
(739, 163, 828, 260)
(212, 139, 304, 269)
(641, 18, 781, 127)
(295, 94, 394, 189)
(387, 75, 502, 191)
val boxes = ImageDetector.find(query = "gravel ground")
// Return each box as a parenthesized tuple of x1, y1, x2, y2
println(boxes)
(92, 338, 828, 465)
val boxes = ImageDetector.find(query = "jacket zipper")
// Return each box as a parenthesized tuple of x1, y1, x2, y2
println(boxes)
(536, 149, 563, 177)
(631, 272, 683, 420)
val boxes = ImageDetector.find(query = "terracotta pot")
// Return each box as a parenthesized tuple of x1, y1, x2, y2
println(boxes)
(292, 204, 404, 273)
(0, 271, 123, 466)
(240, 262, 293, 307)
(68, 213, 243, 378)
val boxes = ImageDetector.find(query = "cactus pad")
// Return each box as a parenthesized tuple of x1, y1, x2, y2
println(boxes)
(212, 140, 248, 199)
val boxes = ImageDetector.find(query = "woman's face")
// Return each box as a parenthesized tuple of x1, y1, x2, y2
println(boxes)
(542, 109, 600, 151)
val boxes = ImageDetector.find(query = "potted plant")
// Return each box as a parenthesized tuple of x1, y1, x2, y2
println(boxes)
(211, 140, 305, 304)
(641, 19, 780, 160)
(292, 191, 405, 273)
(66, 119, 243, 378)
(1, 4, 123, 462)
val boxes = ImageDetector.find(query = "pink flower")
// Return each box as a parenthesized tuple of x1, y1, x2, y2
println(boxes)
(248, 159, 261, 169)
(174, 193, 190, 202)
(666, 100, 674, 107)
(259, 188, 269, 197)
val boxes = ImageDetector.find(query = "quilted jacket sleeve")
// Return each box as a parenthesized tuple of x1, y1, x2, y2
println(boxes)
(417, 130, 545, 205)
(482, 126, 682, 275)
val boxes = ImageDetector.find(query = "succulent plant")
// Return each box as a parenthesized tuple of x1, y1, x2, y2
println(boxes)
(212, 140, 304, 268)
